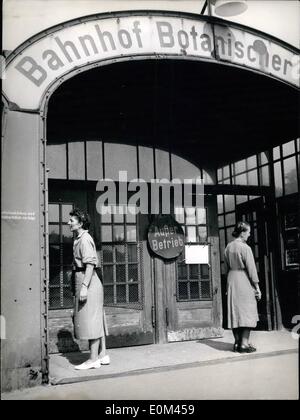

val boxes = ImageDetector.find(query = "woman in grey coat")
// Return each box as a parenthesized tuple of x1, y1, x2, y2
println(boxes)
(224, 221, 262, 353)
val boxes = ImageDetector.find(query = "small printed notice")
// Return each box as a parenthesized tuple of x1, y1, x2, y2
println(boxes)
(185, 244, 209, 264)
(1, 211, 36, 221)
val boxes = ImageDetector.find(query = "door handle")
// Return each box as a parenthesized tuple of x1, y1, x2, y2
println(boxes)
(165, 307, 169, 327)
(151, 306, 156, 328)
(214, 287, 218, 295)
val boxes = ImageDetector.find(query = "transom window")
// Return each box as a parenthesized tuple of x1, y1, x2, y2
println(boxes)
(174, 206, 212, 301)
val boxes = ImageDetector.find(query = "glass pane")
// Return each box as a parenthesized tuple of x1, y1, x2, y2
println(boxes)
(117, 285, 126, 303)
(114, 210, 124, 224)
(49, 287, 61, 309)
(218, 215, 224, 228)
(116, 245, 125, 262)
(49, 266, 61, 285)
(49, 225, 60, 243)
(178, 264, 187, 279)
(189, 264, 199, 279)
(101, 207, 112, 223)
(253, 228, 258, 243)
(223, 165, 230, 179)
(128, 264, 138, 282)
(260, 165, 270, 186)
(49, 245, 60, 265)
(103, 265, 114, 284)
(196, 208, 206, 224)
(49, 204, 59, 223)
(217, 195, 224, 214)
(259, 152, 269, 165)
(247, 170, 258, 185)
(283, 156, 297, 195)
(116, 265, 126, 283)
(217, 168, 222, 181)
(126, 206, 136, 223)
(63, 286, 73, 308)
(104, 285, 114, 304)
(282, 140, 295, 157)
(102, 226, 112, 242)
(274, 162, 283, 197)
(190, 282, 200, 299)
(129, 284, 139, 302)
(62, 225, 73, 243)
(185, 207, 196, 225)
(236, 195, 248, 205)
(233, 159, 246, 175)
(126, 225, 137, 242)
(114, 225, 124, 242)
(128, 244, 138, 262)
(273, 146, 280, 160)
(175, 207, 185, 224)
(201, 264, 209, 279)
(198, 226, 207, 242)
(246, 155, 257, 170)
(224, 195, 235, 212)
(201, 281, 211, 298)
(225, 212, 236, 226)
(297, 138, 300, 152)
(234, 173, 247, 185)
(178, 282, 188, 300)
(186, 226, 197, 243)
(62, 204, 73, 223)
(63, 245, 73, 264)
(102, 245, 113, 263)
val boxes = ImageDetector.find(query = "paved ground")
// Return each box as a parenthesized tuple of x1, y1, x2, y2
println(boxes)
(48, 330, 298, 385)
(2, 330, 299, 400)
(2, 352, 298, 400)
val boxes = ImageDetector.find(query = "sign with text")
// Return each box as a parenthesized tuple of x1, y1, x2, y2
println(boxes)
(3, 13, 299, 109)
(148, 215, 184, 259)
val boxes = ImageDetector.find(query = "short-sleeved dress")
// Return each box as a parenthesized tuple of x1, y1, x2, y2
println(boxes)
(224, 238, 259, 329)
(73, 230, 107, 340)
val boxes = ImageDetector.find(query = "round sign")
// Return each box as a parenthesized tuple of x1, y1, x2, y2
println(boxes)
(148, 215, 185, 259)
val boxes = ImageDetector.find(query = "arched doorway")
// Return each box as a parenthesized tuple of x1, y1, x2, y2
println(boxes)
(2, 10, 299, 388)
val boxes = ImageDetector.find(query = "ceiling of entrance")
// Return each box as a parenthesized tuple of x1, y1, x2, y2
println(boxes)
(47, 59, 299, 168)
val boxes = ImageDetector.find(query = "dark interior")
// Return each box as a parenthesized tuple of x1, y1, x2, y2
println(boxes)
(47, 59, 299, 168)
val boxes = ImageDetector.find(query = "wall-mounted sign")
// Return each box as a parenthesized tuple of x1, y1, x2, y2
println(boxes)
(3, 12, 299, 110)
(148, 215, 184, 259)
(185, 244, 209, 264)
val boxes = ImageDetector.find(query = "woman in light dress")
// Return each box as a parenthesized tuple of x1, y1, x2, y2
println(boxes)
(68, 208, 109, 369)
(224, 221, 262, 353)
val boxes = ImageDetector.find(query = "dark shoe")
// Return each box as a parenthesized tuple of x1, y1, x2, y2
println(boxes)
(233, 343, 239, 352)
(238, 345, 256, 353)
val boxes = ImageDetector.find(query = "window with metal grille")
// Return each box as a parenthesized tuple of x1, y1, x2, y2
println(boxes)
(174, 207, 212, 301)
(48, 202, 74, 309)
(99, 206, 143, 308)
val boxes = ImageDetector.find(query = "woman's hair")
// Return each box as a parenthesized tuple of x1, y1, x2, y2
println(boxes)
(232, 221, 250, 238)
(69, 208, 91, 230)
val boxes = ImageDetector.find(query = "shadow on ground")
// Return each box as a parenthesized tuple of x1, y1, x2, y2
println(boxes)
(198, 339, 234, 352)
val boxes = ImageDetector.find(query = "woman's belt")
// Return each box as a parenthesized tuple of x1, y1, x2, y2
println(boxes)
(74, 267, 85, 272)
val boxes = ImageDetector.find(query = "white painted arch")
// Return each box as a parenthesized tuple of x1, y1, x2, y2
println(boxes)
(3, 11, 299, 111)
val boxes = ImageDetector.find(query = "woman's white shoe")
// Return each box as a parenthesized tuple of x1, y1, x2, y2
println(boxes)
(99, 355, 110, 365)
(75, 359, 101, 370)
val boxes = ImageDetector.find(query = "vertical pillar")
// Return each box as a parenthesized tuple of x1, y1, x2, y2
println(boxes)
(1, 108, 44, 391)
